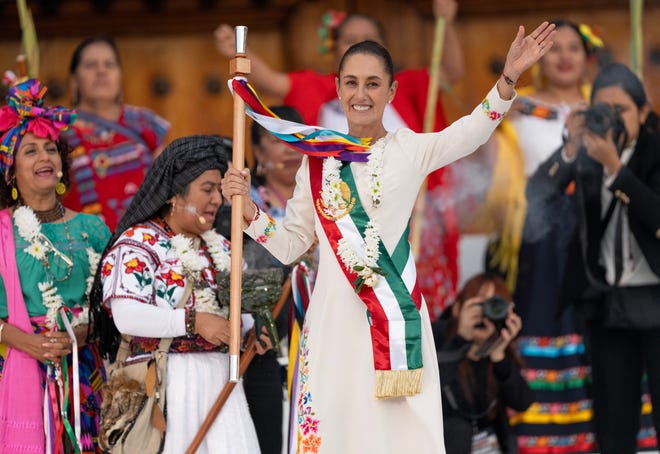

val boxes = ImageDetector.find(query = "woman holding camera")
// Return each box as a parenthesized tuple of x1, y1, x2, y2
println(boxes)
(526, 62, 660, 453)
(433, 273, 533, 454)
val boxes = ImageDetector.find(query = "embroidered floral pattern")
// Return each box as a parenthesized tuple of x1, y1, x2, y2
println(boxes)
(123, 257, 152, 289)
(101, 262, 113, 277)
(481, 98, 504, 122)
(255, 213, 277, 244)
(296, 325, 322, 453)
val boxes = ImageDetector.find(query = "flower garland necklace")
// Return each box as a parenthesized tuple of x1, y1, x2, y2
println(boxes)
(170, 229, 231, 317)
(14, 206, 99, 329)
(321, 135, 388, 290)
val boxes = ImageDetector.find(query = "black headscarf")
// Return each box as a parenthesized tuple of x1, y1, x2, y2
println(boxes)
(89, 134, 230, 361)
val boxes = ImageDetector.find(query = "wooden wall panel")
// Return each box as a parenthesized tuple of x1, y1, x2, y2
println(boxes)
(1, 0, 659, 147)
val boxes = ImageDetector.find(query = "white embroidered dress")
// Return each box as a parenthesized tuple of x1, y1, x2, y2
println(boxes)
(245, 85, 513, 454)
(101, 220, 260, 454)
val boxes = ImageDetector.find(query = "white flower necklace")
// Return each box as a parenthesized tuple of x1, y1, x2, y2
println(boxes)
(320, 135, 387, 214)
(337, 220, 386, 292)
(170, 229, 231, 318)
(321, 136, 387, 291)
(14, 206, 98, 329)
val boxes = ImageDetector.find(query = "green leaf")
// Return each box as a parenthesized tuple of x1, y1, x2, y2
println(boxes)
(353, 265, 364, 272)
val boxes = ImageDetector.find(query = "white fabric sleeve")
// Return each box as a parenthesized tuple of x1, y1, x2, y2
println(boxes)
(111, 298, 187, 338)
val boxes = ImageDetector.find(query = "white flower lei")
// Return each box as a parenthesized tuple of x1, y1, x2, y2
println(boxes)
(321, 136, 387, 292)
(320, 136, 387, 213)
(365, 136, 386, 208)
(170, 230, 231, 317)
(337, 221, 386, 292)
(14, 206, 99, 329)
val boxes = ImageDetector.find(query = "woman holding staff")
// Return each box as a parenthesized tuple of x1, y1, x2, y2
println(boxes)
(223, 21, 556, 453)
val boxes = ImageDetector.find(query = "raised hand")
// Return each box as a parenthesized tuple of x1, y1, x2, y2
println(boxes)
(214, 24, 237, 59)
(503, 21, 556, 82)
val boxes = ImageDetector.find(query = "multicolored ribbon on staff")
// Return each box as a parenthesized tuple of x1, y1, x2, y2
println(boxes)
(229, 77, 371, 162)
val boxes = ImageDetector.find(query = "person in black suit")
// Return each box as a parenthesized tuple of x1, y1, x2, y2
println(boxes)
(525, 62, 660, 453)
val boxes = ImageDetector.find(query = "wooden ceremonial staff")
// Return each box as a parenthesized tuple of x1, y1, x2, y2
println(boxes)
(228, 25, 250, 383)
(185, 277, 292, 454)
(410, 16, 446, 257)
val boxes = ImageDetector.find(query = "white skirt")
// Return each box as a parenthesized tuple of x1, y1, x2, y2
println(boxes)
(162, 352, 261, 454)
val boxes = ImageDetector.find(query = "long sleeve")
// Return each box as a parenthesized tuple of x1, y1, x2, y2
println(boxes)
(111, 299, 186, 337)
(493, 356, 535, 412)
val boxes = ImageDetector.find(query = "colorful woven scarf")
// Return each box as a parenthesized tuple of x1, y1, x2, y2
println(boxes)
(0, 79, 76, 182)
(230, 77, 370, 162)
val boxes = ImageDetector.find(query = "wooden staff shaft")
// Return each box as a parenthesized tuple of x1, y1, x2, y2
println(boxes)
(228, 25, 250, 382)
(411, 17, 446, 258)
(185, 277, 292, 454)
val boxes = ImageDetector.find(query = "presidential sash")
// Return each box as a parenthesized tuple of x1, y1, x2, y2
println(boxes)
(309, 157, 424, 398)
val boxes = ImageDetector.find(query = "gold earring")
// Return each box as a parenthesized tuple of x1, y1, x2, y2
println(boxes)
(11, 186, 18, 201)
(55, 182, 67, 195)
(256, 163, 266, 177)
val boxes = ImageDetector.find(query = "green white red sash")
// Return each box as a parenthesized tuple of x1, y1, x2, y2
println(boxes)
(309, 156, 424, 398)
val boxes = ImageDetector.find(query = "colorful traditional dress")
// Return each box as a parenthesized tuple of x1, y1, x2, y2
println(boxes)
(0, 211, 110, 453)
(100, 219, 260, 454)
(511, 95, 657, 452)
(508, 96, 596, 453)
(285, 69, 458, 316)
(61, 106, 170, 231)
(244, 85, 512, 453)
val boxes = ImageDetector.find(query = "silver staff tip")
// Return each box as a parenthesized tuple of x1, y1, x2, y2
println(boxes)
(235, 26, 248, 54)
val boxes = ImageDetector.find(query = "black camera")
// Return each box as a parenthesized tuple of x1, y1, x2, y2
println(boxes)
(474, 295, 511, 358)
(580, 103, 628, 152)
(481, 295, 509, 332)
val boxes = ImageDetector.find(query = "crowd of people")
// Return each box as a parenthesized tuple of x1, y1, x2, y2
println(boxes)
(0, 6, 658, 454)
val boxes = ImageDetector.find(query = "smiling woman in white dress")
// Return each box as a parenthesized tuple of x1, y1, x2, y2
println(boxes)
(222, 22, 556, 454)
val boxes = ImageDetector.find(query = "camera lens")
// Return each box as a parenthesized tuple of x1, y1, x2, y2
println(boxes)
(481, 295, 509, 332)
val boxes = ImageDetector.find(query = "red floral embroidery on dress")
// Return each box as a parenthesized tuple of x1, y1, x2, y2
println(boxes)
(296, 325, 322, 453)
(123, 257, 152, 289)
(481, 98, 503, 122)
(124, 257, 146, 273)
(161, 269, 185, 287)
(142, 232, 157, 245)
(255, 214, 277, 244)
(101, 262, 113, 277)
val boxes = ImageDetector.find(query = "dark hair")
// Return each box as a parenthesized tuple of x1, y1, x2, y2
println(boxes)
(334, 14, 386, 46)
(69, 36, 122, 106)
(250, 105, 303, 187)
(250, 105, 303, 146)
(338, 40, 395, 86)
(0, 139, 71, 208)
(591, 62, 660, 134)
(69, 35, 122, 74)
(549, 18, 591, 56)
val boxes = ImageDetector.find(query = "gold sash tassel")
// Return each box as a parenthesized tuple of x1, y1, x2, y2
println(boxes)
(375, 368, 423, 399)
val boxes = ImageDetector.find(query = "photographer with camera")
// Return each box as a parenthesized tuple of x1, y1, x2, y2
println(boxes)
(433, 273, 534, 454)
(525, 62, 660, 453)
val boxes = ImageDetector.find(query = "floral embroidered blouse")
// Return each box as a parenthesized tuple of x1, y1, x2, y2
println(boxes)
(101, 218, 231, 356)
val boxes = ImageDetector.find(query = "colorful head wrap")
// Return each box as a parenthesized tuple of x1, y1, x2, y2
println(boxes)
(0, 79, 76, 182)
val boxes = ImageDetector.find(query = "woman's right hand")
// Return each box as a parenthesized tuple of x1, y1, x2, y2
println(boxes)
(456, 297, 487, 341)
(214, 24, 237, 59)
(194, 312, 231, 346)
(18, 329, 72, 364)
(221, 164, 256, 220)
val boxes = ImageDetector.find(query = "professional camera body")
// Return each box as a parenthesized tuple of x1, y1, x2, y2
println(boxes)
(579, 103, 628, 154)
(474, 295, 512, 358)
(481, 295, 510, 332)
